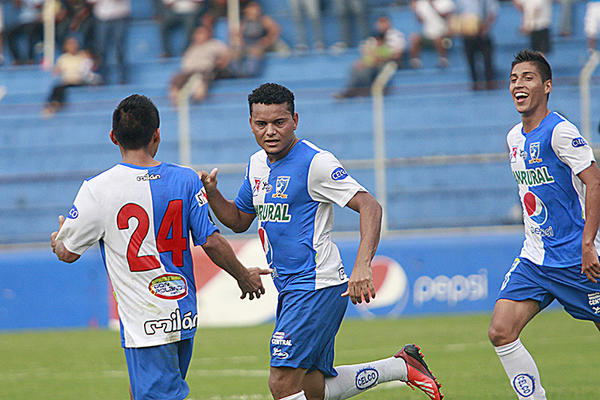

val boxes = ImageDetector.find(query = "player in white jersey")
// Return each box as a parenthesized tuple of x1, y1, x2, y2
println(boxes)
(199, 83, 443, 400)
(50, 94, 270, 400)
(488, 50, 600, 399)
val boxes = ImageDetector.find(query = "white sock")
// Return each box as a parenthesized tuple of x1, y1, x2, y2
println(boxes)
(323, 357, 407, 400)
(279, 391, 307, 400)
(495, 339, 546, 399)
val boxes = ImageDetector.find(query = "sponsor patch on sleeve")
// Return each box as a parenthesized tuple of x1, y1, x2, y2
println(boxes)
(572, 137, 588, 148)
(331, 167, 348, 181)
(67, 205, 79, 219)
(195, 187, 208, 206)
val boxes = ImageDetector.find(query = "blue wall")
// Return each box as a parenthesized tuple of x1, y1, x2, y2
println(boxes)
(0, 230, 534, 330)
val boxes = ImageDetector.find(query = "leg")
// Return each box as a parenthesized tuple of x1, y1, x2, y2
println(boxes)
(302, 370, 325, 400)
(480, 34, 494, 85)
(333, 0, 351, 47)
(269, 366, 308, 399)
(463, 36, 478, 87)
(113, 18, 128, 83)
(289, 0, 308, 48)
(595, 322, 600, 333)
(305, 0, 324, 49)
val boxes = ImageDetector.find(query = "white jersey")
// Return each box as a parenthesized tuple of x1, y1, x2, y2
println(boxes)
(234, 140, 365, 292)
(507, 112, 599, 267)
(57, 162, 217, 348)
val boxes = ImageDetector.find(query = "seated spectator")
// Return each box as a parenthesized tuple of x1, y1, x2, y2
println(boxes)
(409, 0, 455, 68)
(333, 15, 405, 99)
(168, 25, 230, 105)
(5, 0, 44, 65)
(585, 0, 600, 51)
(513, 0, 552, 54)
(42, 37, 99, 117)
(159, 0, 206, 57)
(227, 1, 281, 78)
(55, 0, 94, 52)
(288, 0, 324, 53)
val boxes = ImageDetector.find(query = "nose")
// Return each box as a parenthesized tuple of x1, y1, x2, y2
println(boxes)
(265, 124, 277, 136)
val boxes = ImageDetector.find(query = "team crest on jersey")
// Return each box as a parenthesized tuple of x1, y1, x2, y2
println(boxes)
(272, 176, 290, 199)
(253, 177, 272, 196)
(528, 142, 542, 164)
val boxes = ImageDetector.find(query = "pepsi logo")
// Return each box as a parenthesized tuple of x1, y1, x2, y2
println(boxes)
(523, 192, 548, 225)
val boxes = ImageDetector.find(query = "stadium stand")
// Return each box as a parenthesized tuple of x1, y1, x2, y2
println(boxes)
(1, 0, 599, 243)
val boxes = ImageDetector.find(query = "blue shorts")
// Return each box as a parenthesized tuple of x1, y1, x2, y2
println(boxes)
(497, 257, 600, 322)
(124, 338, 194, 400)
(270, 283, 348, 377)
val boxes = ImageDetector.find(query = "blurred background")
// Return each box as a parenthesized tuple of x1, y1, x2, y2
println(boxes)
(1, 0, 599, 332)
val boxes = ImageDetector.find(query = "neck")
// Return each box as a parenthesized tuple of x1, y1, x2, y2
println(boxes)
(522, 107, 550, 133)
(121, 149, 160, 167)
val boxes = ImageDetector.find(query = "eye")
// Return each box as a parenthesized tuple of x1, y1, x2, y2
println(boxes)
(255, 121, 266, 128)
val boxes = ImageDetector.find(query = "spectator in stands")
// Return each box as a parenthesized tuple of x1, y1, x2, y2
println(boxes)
(513, 0, 552, 54)
(5, 0, 44, 65)
(42, 37, 99, 117)
(409, 0, 455, 68)
(201, 0, 249, 29)
(558, 0, 574, 37)
(227, 2, 281, 77)
(88, 0, 130, 84)
(168, 25, 230, 106)
(332, 0, 369, 50)
(288, 0, 324, 53)
(159, 0, 206, 58)
(455, 0, 498, 90)
(585, 0, 600, 51)
(333, 15, 405, 98)
(55, 0, 94, 52)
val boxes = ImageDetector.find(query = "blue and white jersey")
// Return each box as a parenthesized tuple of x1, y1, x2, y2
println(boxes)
(57, 162, 217, 348)
(507, 112, 598, 267)
(235, 140, 365, 293)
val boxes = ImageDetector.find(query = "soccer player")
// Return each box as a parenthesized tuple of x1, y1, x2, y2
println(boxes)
(50, 94, 271, 400)
(199, 83, 443, 400)
(488, 50, 600, 399)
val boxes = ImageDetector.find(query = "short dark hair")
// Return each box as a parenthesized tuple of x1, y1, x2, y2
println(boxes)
(112, 94, 160, 150)
(511, 49, 552, 83)
(248, 83, 295, 116)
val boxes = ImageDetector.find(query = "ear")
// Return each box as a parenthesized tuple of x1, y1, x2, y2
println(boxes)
(109, 129, 119, 146)
(544, 79, 552, 96)
(153, 128, 161, 144)
(293, 112, 298, 131)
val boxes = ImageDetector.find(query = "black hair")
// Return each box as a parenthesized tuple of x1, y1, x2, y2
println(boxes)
(511, 49, 552, 83)
(248, 83, 295, 116)
(112, 94, 160, 150)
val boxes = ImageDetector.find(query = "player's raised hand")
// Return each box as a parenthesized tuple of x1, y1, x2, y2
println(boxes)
(199, 168, 219, 193)
(582, 243, 600, 283)
(50, 215, 66, 253)
(342, 263, 376, 305)
(239, 267, 272, 300)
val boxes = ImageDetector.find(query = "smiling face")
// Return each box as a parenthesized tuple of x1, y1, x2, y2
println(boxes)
(249, 102, 298, 163)
(509, 61, 552, 117)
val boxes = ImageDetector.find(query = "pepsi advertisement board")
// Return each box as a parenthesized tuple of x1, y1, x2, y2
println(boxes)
(0, 231, 527, 330)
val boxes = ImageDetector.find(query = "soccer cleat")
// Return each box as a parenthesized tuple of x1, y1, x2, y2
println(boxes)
(395, 344, 443, 400)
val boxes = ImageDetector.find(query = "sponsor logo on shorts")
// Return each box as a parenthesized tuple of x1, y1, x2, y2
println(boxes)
(588, 293, 600, 314)
(331, 167, 348, 181)
(148, 273, 188, 300)
(355, 367, 379, 390)
(144, 308, 198, 335)
(272, 347, 289, 359)
(512, 373, 535, 397)
(67, 205, 79, 219)
(572, 137, 588, 148)
(136, 173, 161, 181)
(271, 331, 292, 346)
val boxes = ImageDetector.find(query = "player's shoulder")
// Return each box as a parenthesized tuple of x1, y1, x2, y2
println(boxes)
(551, 112, 579, 134)
(507, 122, 523, 140)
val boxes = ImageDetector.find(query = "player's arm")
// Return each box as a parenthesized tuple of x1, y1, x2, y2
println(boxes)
(199, 168, 256, 233)
(51, 215, 81, 263)
(578, 162, 600, 283)
(201, 231, 271, 299)
(343, 191, 383, 304)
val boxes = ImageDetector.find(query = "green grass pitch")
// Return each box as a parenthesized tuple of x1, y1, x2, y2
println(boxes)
(1, 311, 598, 399)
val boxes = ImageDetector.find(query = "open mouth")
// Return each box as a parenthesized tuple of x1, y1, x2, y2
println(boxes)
(514, 92, 529, 103)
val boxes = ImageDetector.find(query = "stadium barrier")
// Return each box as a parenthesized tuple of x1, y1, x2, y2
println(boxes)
(0, 230, 533, 331)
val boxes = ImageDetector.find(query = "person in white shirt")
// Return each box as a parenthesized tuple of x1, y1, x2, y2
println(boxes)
(513, 0, 552, 54)
(409, 0, 455, 68)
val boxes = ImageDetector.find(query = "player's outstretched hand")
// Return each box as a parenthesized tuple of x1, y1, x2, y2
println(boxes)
(50, 215, 66, 254)
(342, 265, 376, 305)
(582, 244, 600, 283)
(239, 267, 272, 300)
(199, 168, 219, 193)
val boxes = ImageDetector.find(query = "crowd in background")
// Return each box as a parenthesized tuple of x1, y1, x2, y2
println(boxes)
(1, 0, 600, 113)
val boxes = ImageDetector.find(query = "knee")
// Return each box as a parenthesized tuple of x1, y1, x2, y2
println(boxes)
(488, 323, 518, 347)
(269, 370, 301, 400)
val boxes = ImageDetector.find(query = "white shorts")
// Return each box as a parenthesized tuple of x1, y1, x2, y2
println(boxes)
(584, 2, 600, 38)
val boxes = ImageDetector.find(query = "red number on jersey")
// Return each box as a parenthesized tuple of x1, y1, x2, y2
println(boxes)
(117, 203, 161, 272)
(156, 199, 188, 267)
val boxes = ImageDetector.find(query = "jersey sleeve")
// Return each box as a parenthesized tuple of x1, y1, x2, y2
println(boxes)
(189, 175, 218, 247)
(56, 180, 104, 255)
(234, 164, 256, 214)
(307, 151, 366, 207)
(551, 121, 596, 175)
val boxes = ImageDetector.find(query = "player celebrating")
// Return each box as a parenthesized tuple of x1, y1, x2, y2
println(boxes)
(489, 50, 600, 399)
(51, 94, 270, 400)
(199, 83, 443, 400)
